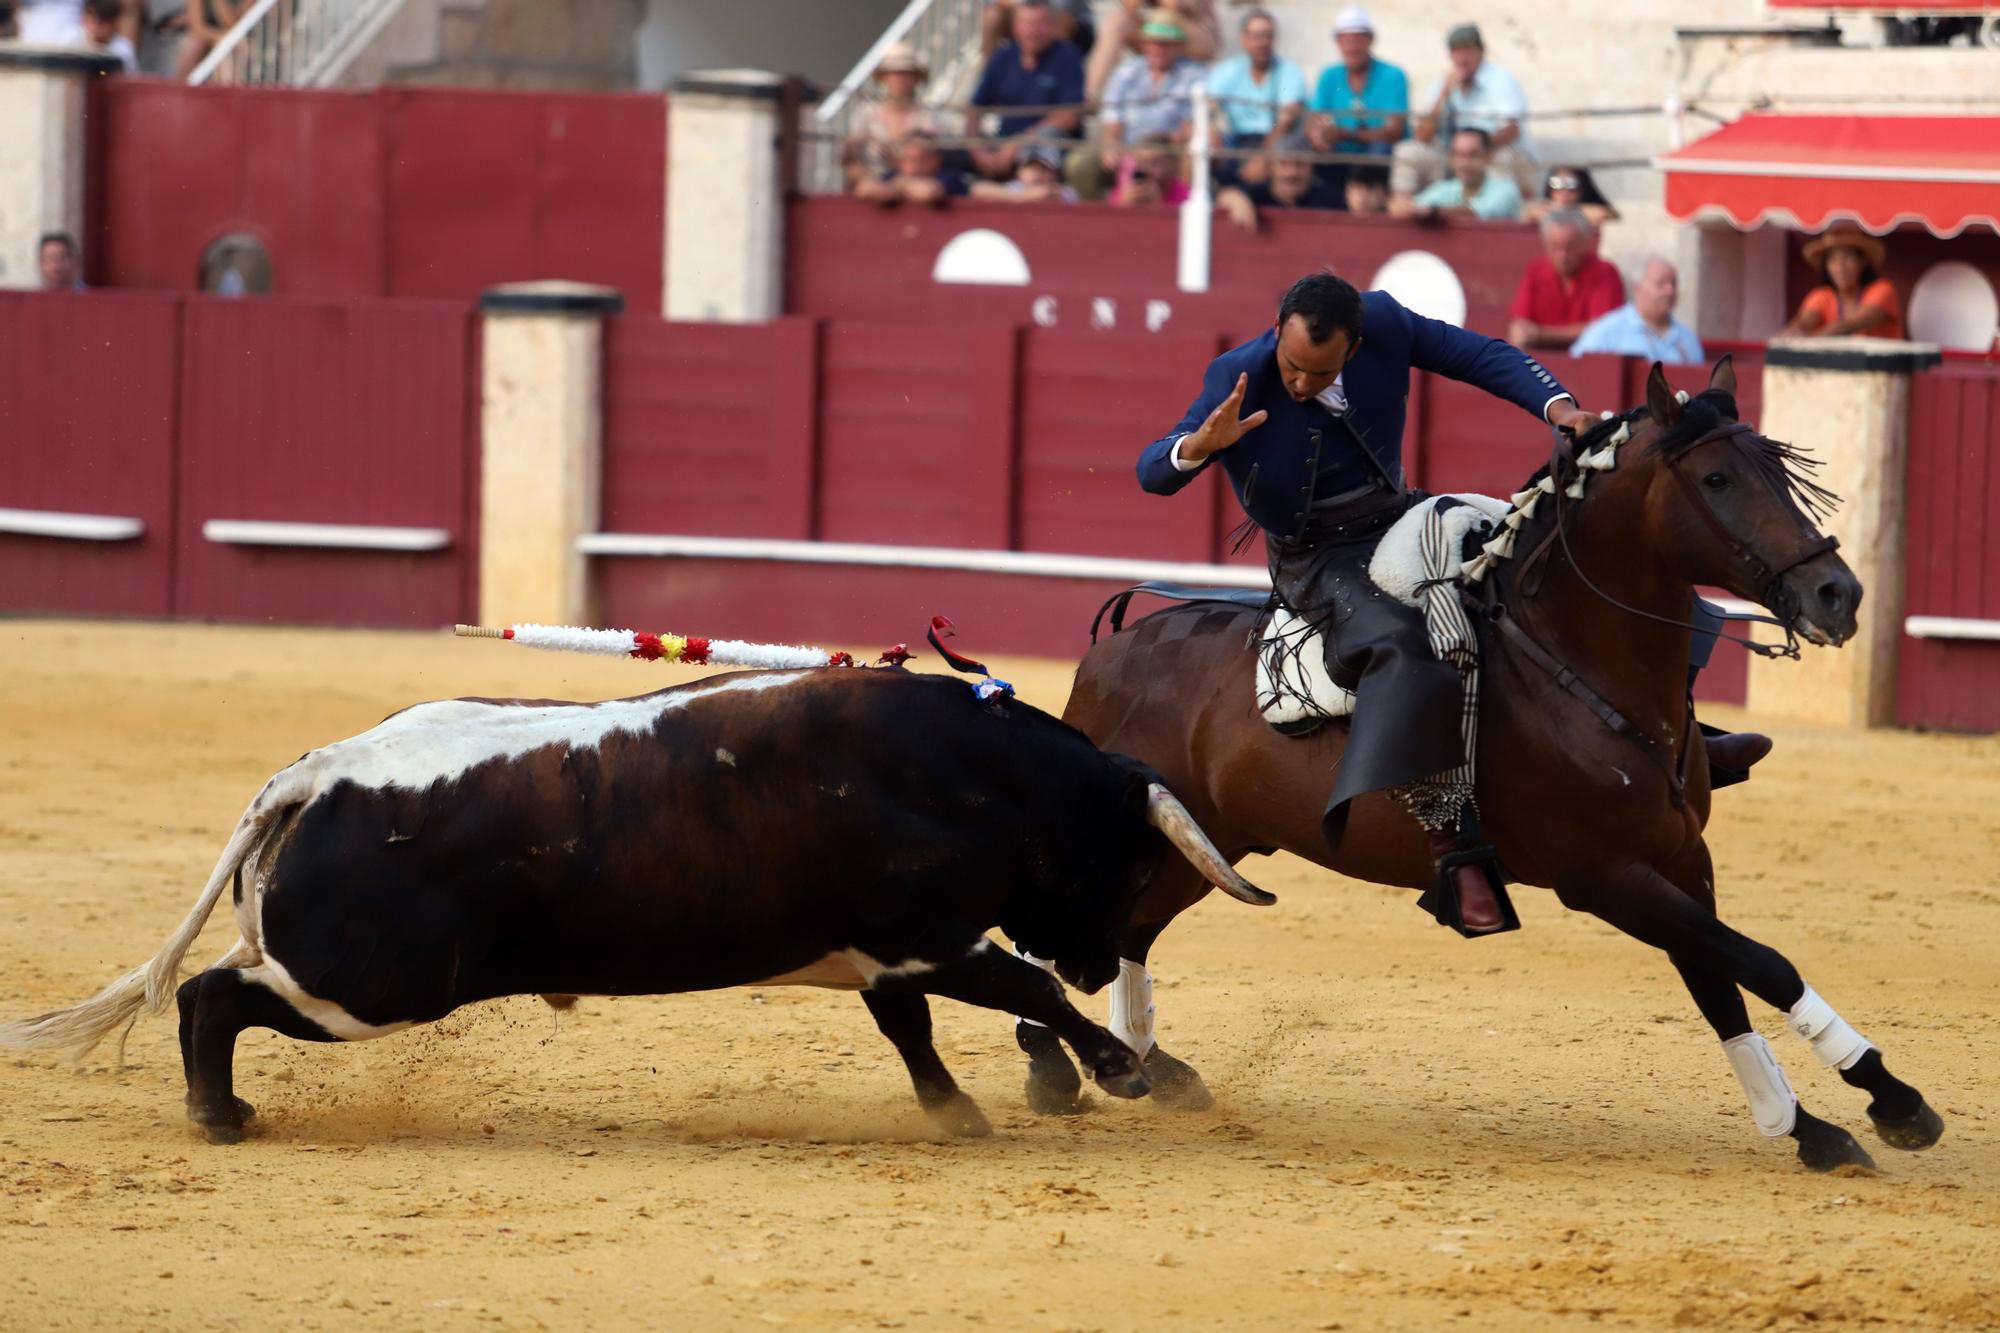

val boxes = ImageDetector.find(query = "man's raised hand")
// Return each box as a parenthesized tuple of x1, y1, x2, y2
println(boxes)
(1182, 373, 1269, 463)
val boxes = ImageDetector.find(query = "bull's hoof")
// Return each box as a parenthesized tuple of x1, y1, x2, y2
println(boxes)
(201, 1121, 245, 1146)
(1793, 1112, 1876, 1173)
(925, 1091, 994, 1138)
(1143, 1046, 1214, 1111)
(1870, 1099, 1944, 1151)
(1091, 1055, 1152, 1101)
(186, 1094, 255, 1121)
(1025, 1073, 1086, 1117)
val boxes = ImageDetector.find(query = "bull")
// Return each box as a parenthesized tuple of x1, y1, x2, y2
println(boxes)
(0, 666, 1270, 1142)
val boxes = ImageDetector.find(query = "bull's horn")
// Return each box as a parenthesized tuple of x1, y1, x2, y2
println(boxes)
(1145, 784, 1276, 906)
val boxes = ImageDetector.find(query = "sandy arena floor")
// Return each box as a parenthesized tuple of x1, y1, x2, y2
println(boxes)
(1, 619, 1996, 1331)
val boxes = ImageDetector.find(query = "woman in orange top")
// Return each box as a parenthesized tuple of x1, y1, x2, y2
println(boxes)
(1782, 228, 1905, 340)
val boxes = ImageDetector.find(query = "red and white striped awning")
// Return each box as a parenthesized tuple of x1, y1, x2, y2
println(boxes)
(1660, 114, 2000, 238)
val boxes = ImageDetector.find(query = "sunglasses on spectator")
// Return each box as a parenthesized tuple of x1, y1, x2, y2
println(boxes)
(1546, 175, 1580, 191)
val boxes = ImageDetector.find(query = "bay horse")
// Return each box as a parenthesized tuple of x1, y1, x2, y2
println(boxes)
(1020, 359, 1944, 1172)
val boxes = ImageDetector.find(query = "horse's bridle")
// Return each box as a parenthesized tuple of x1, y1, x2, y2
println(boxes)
(1536, 418, 1838, 663)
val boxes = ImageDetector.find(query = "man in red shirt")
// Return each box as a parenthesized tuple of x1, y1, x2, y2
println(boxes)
(1506, 207, 1623, 350)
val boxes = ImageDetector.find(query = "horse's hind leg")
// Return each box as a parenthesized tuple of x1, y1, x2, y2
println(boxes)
(859, 991, 992, 1138)
(177, 967, 336, 1144)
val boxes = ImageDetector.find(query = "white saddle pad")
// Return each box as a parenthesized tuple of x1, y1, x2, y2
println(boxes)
(1256, 494, 1508, 727)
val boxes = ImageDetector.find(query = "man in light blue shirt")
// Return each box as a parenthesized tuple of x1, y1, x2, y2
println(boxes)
(1394, 128, 1521, 221)
(1207, 9, 1308, 148)
(1569, 258, 1706, 365)
(1308, 6, 1408, 156)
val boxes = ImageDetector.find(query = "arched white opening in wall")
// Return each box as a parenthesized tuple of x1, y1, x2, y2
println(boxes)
(1370, 251, 1466, 327)
(932, 229, 1032, 286)
(1908, 261, 1999, 353)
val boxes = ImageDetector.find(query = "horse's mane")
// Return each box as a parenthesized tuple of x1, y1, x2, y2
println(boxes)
(1478, 387, 1840, 602)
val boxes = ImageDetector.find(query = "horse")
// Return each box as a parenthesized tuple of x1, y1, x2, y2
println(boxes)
(1017, 358, 1944, 1173)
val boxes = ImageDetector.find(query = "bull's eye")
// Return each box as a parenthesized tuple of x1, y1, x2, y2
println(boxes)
(1703, 471, 1731, 492)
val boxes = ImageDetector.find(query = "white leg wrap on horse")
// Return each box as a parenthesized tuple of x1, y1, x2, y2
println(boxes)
(1014, 943, 1060, 1028)
(1786, 985, 1875, 1070)
(1722, 1032, 1799, 1137)
(1106, 959, 1155, 1057)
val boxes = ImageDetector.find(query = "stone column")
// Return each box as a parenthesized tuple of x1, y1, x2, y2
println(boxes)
(1746, 338, 1941, 727)
(0, 49, 117, 290)
(478, 281, 624, 628)
(665, 70, 784, 322)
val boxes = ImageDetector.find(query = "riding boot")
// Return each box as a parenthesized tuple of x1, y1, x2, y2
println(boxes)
(1702, 725, 1773, 789)
(1422, 831, 1521, 938)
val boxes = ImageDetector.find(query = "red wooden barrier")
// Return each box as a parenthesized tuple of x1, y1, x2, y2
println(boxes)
(173, 297, 477, 626)
(0, 291, 182, 617)
(816, 322, 1018, 548)
(90, 83, 666, 312)
(601, 315, 817, 539)
(1900, 362, 2000, 731)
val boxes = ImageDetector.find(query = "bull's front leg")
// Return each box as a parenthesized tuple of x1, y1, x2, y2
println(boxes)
(858, 991, 992, 1137)
(876, 941, 1151, 1101)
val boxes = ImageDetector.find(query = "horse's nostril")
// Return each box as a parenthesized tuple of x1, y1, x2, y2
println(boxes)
(1817, 581, 1848, 612)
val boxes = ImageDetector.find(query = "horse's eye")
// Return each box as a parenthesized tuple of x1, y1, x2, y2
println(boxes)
(1703, 472, 1731, 492)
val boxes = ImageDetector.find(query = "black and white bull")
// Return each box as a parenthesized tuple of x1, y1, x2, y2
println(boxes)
(1, 667, 1270, 1143)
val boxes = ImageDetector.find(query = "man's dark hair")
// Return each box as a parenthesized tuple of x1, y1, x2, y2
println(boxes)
(1277, 271, 1364, 344)
(1240, 7, 1275, 32)
(37, 231, 75, 255)
(84, 0, 121, 19)
(1347, 164, 1389, 191)
(1450, 126, 1492, 151)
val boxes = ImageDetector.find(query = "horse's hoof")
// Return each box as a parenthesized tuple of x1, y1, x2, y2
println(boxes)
(1794, 1119, 1876, 1173)
(201, 1121, 244, 1146)
(926, 1092, 993, 1139)
(1025, 1074, 1086, 1117)
(1143, 1046, 1214, 1111)
(1092, 1055, 1152, 1101)
(1870, 1099, 1944, 1151)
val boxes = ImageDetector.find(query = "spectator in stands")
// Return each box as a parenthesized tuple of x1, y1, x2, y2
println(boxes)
(1075, 11, 1206, 201)
(982, 0, 1094, 58)
(969, 0, 1085, 180)
(1216, 135, 1342, 228)
(79, 0, 137, 70)
(853, 132, 970, 208)
(1110, 133, 1190, 207)
(37, 231, 82, 291)
(1390, 127, 1520, 221)
(970, 142, 1080, 202)
(1392, 24, 1535, 205)
(172, 0, 249, 81)
(1525, 164, 1617, 228)
(1086, 0, 1221, 101)
(1206, 9, 1306, 186)
(1507, 207, 1624, 350)
(845, 44, 942, 189)
(1570, 258, 1704, 365)
(1782, 228, 1905, 340)
(1343, 162, 1391, 215)
(1307, 7, 1408, 160)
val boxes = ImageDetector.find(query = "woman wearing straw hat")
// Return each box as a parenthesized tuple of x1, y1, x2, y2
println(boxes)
(1782, 228, 1905, 340)
(845, 43, 944, 190)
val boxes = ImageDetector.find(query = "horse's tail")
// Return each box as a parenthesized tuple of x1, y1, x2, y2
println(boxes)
(0, 785, 295, 1060)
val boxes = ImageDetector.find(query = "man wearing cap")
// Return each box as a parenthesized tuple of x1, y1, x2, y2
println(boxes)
(1205, 9, 1307, 186)
(969, 0, 1086, 180)
(1307, 7, 1408, 160)
(1136, 271, 1600, 937)
(1392, 23, 1535, 202)
(1081, 10, 1207, 199)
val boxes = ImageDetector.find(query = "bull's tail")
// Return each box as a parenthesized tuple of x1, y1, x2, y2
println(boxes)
(0, 787, 294, 1060)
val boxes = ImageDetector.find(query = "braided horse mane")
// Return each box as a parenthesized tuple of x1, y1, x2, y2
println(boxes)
(1459, 362, 1840, 604)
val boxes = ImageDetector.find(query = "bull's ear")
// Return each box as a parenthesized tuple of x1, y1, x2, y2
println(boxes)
(1645, 361, 1683, 428)
(1709, 353, 1738, 399)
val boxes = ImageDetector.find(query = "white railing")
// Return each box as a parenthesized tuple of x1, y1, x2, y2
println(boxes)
(189, 0, 407, 88)
(810, 0, 986, 192)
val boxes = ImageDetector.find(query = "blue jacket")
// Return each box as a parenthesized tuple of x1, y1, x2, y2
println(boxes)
(1137, 290, 1570, 536)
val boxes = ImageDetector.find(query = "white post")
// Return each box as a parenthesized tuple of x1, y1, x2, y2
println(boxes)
(1177, 86, 1212, 294)
(0, 49, 117, 290)
(666, 71, 785, 322)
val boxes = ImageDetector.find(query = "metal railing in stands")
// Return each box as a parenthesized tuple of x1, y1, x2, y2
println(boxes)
(188, 0, 407, 87)
(811, 0, 986, 193)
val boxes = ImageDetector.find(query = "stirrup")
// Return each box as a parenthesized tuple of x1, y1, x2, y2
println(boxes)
(1416, 843, 1522, 939)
